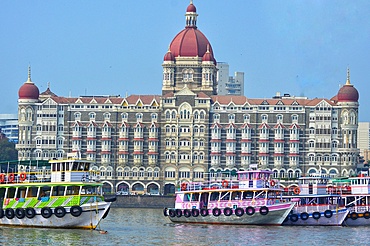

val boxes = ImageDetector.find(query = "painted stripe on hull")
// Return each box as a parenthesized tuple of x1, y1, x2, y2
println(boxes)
(168, 203, 294, 225)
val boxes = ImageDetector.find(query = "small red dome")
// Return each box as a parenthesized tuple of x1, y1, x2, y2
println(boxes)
(187, 4, 196, 12)
(337, 84, 359, 102)
(202, 50, 214, 62)
(170, 28, 214, 58)
(19, 82, 39, 100)
(163, 50, 175, 61)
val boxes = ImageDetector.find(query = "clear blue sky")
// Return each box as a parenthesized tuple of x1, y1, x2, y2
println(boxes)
(1, 1, 370, 121)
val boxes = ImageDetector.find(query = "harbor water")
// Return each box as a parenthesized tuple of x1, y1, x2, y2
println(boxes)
(1, 208, 369, 246)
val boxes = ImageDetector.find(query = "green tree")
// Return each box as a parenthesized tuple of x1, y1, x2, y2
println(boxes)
(0, 138, 17, 161)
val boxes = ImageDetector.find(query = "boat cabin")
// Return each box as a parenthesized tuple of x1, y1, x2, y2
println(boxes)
(49, 159, 99, 182)
(348, 175, 370, 195)
(298, 176, 330, 195)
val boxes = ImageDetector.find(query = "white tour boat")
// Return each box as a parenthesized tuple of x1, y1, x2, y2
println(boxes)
(282, 176, 348, 226)
(335, 174, 370, 226)
(164, 168, 294, 225)
(0, 158, 114, 229)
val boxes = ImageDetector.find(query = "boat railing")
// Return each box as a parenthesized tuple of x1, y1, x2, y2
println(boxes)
(347, 205, 370, 213)
(0, 169, 100, 185)
(294, 204, 343, 213)
(182, 180, 240, 191)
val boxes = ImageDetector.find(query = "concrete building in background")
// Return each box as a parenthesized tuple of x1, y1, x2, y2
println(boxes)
(0, 114, 18, 143)
(358, 122, 370, 159)
(217, 62, 244, 96)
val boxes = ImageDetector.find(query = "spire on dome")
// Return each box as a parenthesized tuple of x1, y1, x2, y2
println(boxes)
(346, 67, 351, 85)
(185, 1, 198, 28)
(27, 65, 32, 83)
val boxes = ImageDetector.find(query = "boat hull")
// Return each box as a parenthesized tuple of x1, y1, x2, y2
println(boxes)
(0, 202, 111, 229)
(283, 208, 349, 226)
(343, 212, 370, 226)
(166, 202, 294, 225)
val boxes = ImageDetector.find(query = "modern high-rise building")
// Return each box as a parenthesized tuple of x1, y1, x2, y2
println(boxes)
(217, 62, 244, 96)
(16, 2, 360, 195)
(0, 114, 18, 143)
(357, 122, 370, 159)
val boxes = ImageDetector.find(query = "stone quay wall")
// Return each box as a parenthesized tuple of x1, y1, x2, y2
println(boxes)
(108, 195, 175, 208)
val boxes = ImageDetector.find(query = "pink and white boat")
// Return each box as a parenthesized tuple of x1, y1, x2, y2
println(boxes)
(164, 168, 294, 225)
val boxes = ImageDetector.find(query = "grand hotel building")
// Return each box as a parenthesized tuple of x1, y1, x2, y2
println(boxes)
(16, 2, 360, 194)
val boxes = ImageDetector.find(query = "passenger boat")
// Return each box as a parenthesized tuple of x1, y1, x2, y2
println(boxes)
(0, 158, 114, 229)
(163, 168, 295, 225)
(282, 176, 348, 226)
(334, 174, 370, 226)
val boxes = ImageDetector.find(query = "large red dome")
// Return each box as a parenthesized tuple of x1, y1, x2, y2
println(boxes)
(337, 69, 359, 103)
(166, 2, 215, 61)
(19, 82, 39, 100)
(337, 84, 359, 102)
(169, 28, 214, 58)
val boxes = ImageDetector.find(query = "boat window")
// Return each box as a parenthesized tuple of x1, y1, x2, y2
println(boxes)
(40, 186, 51, 197)
(81, 185, 98, 195)
(231, 191, 241, 200)
(6, 187, 16, 198)
(66, 186, 80, 195)
(80, 162, 90, 171)
(220, 192, 230, 201)
(72, 162, 79, 171)
(210, 192, 219, 201)
(52, 186, 66, 196)
(242, 191, 253, 199)
(16, 186, 27, 198)
(27, 187, 38, 197)
(183, 194, 191, 202)
(191, 193, 199, 202)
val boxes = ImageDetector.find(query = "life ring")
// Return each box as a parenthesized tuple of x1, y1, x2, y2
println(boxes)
(293, 187, 300, 195)
(290, 214, 299, 222)
(169, 209, 176, 217)
(212, 208, 221, 217)
(200, 208, 209, 217)
(25, 208, 36, 219)
(183, 209, 191, 218)
(259, 206, 269, 216)
(222, 180, 229, 188)
(235, 207, 244, 217)
(191, 208, 199, 217)
(300, 212, 309, 220)
(15, 208, 25, 219)
(246, 206, 255, 216)
(324, 210, 333, 218)
(312, 211, 321, 220)
(364, 211, 370, 219)
(19, 173, 27, 181)
(175, 209, 182, 217)
(0, 174, 5, 183)
(224, 207, 233, 216)
(54, 206, 66, 218)
(70, 205, 82, 217)
(181, 183, 187, 191)
(8, 173, 15, 183)
(270, 180, 276, 187)
(5, 208, 14, 219)
(41, 207, 53, 218)
(350, 212, 358, 220)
